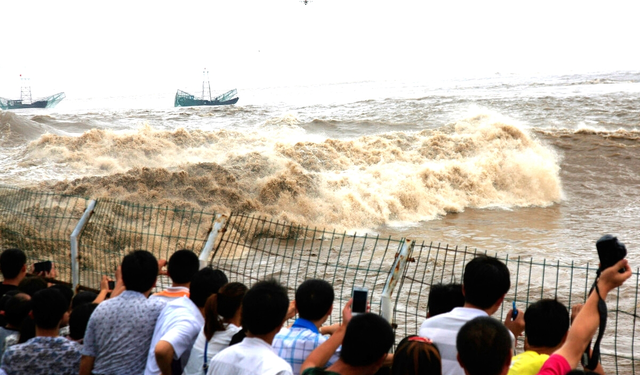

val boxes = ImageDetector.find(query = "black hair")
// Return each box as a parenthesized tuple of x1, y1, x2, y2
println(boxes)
(72, 291, 98, 310)
(524, 299, 569, 348)
(204, 282, 248, 341)
(0, 248, 26, 279)
(168, 249, 200, 284)
(121, 250, 158, 293)
(32, 288, 68, 330)
(189, 268, 228, 308)
(427, 283, 464, 317)
(69, 303, 98, 340)
(242, 278, 289, 335)
(340, 313, 394, 367)
(463, 256, 510, 309)
(49, 284, 74, 310)
(18, 276, 47, 297)
(295, 279, 334, 321)
(457, 316, 512, 375)
(18, 316, 35, 343)
(392, 335, 442, 375)
(4, 293, 32, 328)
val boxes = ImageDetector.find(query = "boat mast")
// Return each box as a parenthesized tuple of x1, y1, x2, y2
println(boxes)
(20, 74, 32, 104)
(202, 69, 212, 101)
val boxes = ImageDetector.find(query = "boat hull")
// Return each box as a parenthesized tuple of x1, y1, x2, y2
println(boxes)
(175, 97, 239, 107)
(0, 92, 66, 110)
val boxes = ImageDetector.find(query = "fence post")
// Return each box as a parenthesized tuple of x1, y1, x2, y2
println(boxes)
(199, 214, 227, 269)
(70, 200, 96, 291)
(380, 239, 415, 323)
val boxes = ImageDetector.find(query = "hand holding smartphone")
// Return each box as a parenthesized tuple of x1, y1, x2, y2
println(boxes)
(352, 287, 368, 315)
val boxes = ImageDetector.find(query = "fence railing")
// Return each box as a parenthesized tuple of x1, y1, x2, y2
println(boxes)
(1, 185, 638, 374)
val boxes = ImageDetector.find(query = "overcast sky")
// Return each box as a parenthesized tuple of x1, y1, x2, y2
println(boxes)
(1, 0, 638, 97)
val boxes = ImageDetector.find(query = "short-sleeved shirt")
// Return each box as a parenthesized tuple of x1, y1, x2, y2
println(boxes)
(419, 307, 516, 375)
(207, 336, 293, 375)
(508, 350, 549, 375)
(1, 336, 82, 375)
(301, 368, 340, 375)
(273, 318, 340, 375)
(82, 290, 166, 375)
(183, 323, 242, 375)
(535, 354, 571, 375)
(144, 296, 204, 375)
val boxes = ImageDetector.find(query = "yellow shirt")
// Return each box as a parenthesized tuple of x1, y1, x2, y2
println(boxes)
(508, 350, 550, 375)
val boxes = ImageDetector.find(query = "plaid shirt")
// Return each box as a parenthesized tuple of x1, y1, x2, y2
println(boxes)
(273, 318, 341, 375)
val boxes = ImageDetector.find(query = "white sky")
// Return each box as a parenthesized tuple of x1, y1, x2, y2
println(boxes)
(1, 0, 638, 97)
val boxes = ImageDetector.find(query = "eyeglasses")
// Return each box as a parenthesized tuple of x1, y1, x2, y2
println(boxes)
(408, 336, 433, 344)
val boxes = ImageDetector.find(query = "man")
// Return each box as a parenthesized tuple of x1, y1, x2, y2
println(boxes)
(80, 250, 167, 375)
(145, 267, 228, 375)
(457, 316, 513, 375)
(537, 259, 631, 375)
(419, 255, 524, 375)
(150, 249, 200, 302)
(300, 309, 394, 375)
(208, 278, 293, 375)
(1, 288, 82, 375)
(0, 293, 31, 358)
(0, 249, 27, 299)
(273, 279, 341, 375)
(427, 283, 465, 318)
(508, 299, 570, 375)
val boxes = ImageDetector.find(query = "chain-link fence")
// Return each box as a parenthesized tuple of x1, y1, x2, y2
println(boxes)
(0, 185, 638, 374)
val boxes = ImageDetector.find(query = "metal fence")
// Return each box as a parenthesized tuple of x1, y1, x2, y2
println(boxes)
(0, 185, 638, 374)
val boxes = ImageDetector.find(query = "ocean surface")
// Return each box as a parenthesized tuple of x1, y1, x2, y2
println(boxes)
(1, 70, 639, 266)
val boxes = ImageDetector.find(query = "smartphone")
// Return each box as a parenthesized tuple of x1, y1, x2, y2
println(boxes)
(33, 260, 52, 274)
(352, 287, 368, 315)
(512, 301, 518, 320)
(108, 280, 115, 290)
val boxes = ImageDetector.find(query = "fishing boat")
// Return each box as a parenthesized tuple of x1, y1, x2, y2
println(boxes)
(174, 69, 239, 107)
(0, 76, 65, 110)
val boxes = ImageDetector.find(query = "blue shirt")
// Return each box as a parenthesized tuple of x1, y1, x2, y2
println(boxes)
(82, 290, 166, 375)
(273, 318, 340, 375)
(1, 336, 81, 375)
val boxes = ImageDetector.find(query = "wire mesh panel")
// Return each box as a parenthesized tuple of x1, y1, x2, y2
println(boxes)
(396, 242, 640, 374)
(209, 214, 405, 327)
(0, 185, 88, 284)
(76, 197, 219, 291)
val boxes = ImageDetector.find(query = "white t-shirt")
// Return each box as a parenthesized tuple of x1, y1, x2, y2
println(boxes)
(144, 296, 204, 375)
(183, 323, 242, 375)
(207, 336, 293, 375)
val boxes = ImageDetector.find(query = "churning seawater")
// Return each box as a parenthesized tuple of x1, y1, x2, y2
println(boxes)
(1, 70, 639, 267)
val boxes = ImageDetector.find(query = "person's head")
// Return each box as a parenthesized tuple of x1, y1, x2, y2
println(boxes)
(72, 291, 98, 310)
(524, 299, 569, 350)
(295, 279, 334, 322)
(167, 249, 200, 285)
(204, 282, 248, 340)
(463, 256, 510, 310)
(69, 303, 98, 341)
(427, 283, 464, 318)
(121, 250, 158, 293)
(189, 268, 228, 308)
(0, 248, 27, 281)
(32, 287, 68, 330)
(49, 284, 74, 326)
(18, 276, 47, 296)
(457, 317, 512, 375)
(340, 313, 394, 370)
(4, 292, 32, 328)
(242, 278, 289, 336)
(393, 335, 442, 375)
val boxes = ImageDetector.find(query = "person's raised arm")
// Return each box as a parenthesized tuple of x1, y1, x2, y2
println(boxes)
(555, 259, 631, 368)
(301, 299, 352, 373)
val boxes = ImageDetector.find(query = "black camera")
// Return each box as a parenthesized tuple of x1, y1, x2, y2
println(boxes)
(596, 234, 627, 273)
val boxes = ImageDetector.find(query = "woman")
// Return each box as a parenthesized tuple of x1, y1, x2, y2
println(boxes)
(183, 282, 247, 375)
(392, 335, 442, 375)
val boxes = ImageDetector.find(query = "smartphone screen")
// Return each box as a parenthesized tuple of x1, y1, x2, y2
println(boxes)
(34, 261, 52, 273)
(352, 287, 368, 314)
(108, 280, 115, 290)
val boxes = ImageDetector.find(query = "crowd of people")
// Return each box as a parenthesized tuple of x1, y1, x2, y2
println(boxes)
(0, 245, 632, 375)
